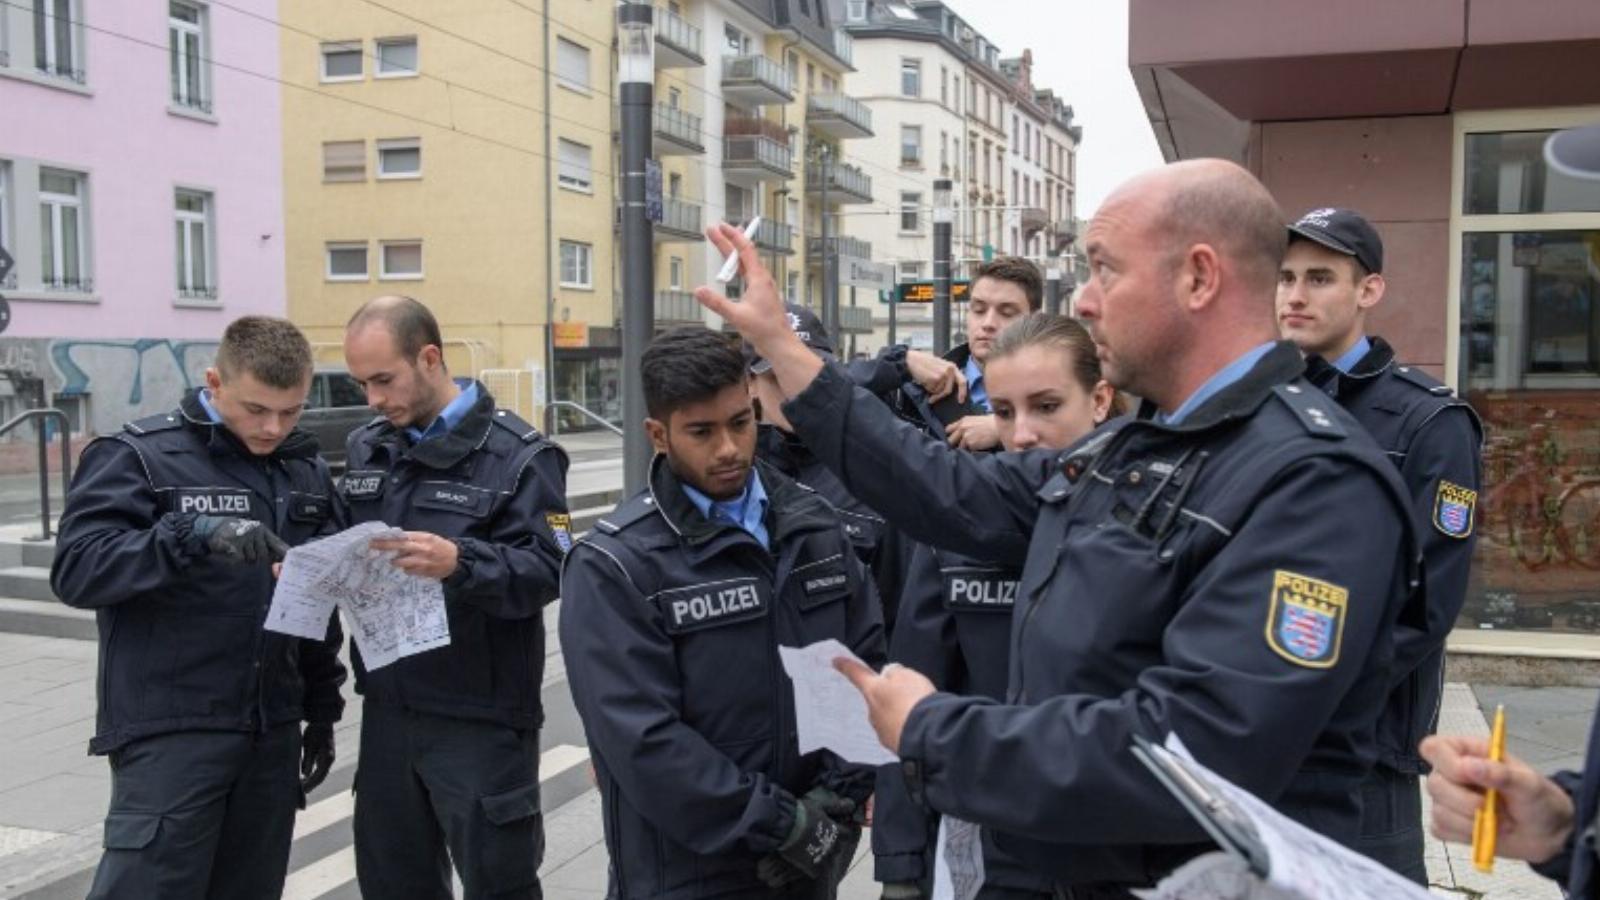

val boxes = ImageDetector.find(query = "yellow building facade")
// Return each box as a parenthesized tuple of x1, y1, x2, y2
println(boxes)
(280, 0, 616, 425)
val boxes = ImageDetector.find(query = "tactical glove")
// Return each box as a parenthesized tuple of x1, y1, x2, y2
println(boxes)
(300, 722, 335, 794)
(192, 515, 290, 564)
(756, 786, 857, 887)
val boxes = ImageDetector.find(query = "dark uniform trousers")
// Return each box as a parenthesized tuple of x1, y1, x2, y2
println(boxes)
(780, 345, 1423, 894)
(50, 392, 347, 900)
(340, 384, 570, 900)
(1306, 337, 1484, 885)
(561, 457, 886, 899)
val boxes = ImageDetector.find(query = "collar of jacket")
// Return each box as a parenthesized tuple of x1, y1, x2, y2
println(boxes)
(646, 454, 833, 554)
(1134, 340, 1308, 432)
(369, 380, 497, 470)
(177, 388, 319, 461)
(943, 342, 973, 369)
(1304, 335, 1395, 400)
(755, 422, 815, 477)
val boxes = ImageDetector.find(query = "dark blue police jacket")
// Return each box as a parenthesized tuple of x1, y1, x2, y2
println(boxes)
(52, 389, 347, 755)
(1305, 336, 1484, 776)
(559, 456, 886, 899)
(873, 543, 1051, 891)
(340, 383, 569, 730)
(781, 341, 1424, 888)
(1535, 710, 1600, 898)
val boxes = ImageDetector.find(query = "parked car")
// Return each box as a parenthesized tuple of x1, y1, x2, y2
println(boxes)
(300, 368, 372, 472)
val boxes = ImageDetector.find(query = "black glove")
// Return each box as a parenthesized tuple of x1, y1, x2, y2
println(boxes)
(192, 515, 289, 564)
(757, 787, 857, 887)
(300, 722, 335, 794)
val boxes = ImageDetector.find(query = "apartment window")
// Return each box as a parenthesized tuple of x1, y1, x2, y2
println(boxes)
(668, 172, 682, 197)
(555, 37, 589, 90)
(846, 0, 866, 22)
(322, 141, 366, 182)
(939, 131, 948, 172)
(375, 36, 418, 77)
(821, 73, 835, 92)
(900, 59, 920, 97)
(786, 271, 799, 304)
(169, 2, 209, 111)
(1012, 115, 1019, 153)
(898, 261, 923, 282)
(380, 241, 423, 280)
(376, 138, 421, 179)
(953, 76, 960, 114)
(557, 139, 592, 192)
(900, 125, 922, 167)
(325, 242, 368, 281)
(321, 41, 362, 81)
(0, 162, 11, 288)
(723, 24, 749, 55)
(32, 0, 81, 82)
(940, 66, 948, 106)
(39, 168, 87, 291)
(786, 51, 798, 85)
(669, 256, 683, 290)
(899, 192, 921, 233)
(174, 189, 214, 299)
(559, 240, 592, 288)
(805, 62, 814, 91)
(668, 86, 681, 109)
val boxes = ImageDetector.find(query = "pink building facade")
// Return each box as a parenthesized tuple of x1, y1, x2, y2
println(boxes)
(0, 0, 285, 435)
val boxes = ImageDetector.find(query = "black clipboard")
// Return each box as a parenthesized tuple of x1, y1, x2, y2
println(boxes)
(1131, 733, 1272, 880)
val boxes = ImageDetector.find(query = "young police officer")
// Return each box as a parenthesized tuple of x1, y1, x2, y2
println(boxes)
(1278, 207, 1484, 883)
(340, 296, 570, 900)
(700, 159, 1425, 897)
(560, 327, 887, 898)
(53, 316, 346, 900)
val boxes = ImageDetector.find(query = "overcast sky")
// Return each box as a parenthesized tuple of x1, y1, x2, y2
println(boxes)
(939, 0, 1164, 218)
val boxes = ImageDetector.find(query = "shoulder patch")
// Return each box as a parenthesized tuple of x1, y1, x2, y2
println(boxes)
(1272, 383, 1347, 439)
(1433, 480, 1477, 539)
(1392, 365, 1453, 397)
(490, 409, 543, 442)
(123, 412, 184, 436)
(1265, 570, 1348, 669)
(545, 512, 574, 553)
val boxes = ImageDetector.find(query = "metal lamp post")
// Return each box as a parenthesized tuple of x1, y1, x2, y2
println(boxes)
(932, 178, 953, 355)
(618, 1, 654, 494)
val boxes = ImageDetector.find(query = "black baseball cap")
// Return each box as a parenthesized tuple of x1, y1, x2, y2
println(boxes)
(746, 303, 835, 374)
(1287, 207, 1384, 275)
(1546, 124, 1600, 181)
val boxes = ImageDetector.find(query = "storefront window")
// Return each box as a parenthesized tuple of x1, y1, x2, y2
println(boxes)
(1464, 130, 1600, 215)
(553, 355, 622, 434)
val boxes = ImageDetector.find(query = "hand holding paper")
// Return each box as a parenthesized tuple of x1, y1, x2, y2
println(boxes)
(833, 655, 935, 756)
(777, 640, 901, 766)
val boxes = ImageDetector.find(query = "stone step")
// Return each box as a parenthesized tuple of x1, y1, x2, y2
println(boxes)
(0, 566, 51, 605)
(0, 596, 95, 641)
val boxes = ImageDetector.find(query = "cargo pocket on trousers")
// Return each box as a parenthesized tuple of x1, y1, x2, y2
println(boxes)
(478, 782, 543, 893)
(102, 812, 161, 851)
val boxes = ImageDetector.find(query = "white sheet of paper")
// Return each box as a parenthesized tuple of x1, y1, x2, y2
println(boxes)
(267, 522, 450, 670)
(776, 639, 898, 766)
(1154, 735, 1435, 900)
(1133, 852, 1299, 900)
(931, 816, 985, 900)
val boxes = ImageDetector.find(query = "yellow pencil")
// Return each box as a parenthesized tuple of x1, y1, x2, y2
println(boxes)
(1472, 704, 1507, 873)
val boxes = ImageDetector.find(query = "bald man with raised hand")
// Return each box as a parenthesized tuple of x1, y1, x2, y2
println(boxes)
(696, 159, 1425, 898)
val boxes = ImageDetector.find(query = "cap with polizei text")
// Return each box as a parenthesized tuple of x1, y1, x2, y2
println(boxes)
(1287, 207, 1384, 275)
(746, 303, 835, 374)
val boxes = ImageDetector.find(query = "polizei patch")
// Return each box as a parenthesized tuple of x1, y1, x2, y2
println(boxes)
(1433, 480, 1476, 539)
(942, 568, 1020, 611)
(173, 489, 253, 516)
(1265, 570, 1348, 669)
(656, 578, 769, 633)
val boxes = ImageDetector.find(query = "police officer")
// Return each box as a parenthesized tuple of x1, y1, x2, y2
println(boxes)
(340, 296, 570, 900)
(52, 316, 346, 900)
(559, 327, 887, 898)
(1278, 206, 1484, 883)
(699, 159, 1423, 896)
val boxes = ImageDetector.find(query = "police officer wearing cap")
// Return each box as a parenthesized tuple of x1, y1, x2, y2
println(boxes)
(53, 316, 347, 900)
(560, 327, 887, 898)
(1278, 206, 1484, 883)
(340, 296, 571, 900)
(699, 159, 1424, 897)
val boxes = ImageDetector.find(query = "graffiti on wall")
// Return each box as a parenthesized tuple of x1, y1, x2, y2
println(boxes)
(0, 337, 218, 437)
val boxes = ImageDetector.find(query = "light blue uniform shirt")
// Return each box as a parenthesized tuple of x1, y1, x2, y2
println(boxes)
(1330, 335, 1372, 374)
(963, 356, 990, 412)
(1157, 342, 1277, 427)
(682, 470, 771, 551)
(407, 380, 479, 443)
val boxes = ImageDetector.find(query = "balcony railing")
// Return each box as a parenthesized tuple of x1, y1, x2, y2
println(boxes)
(655, 289, 703, 325)
(1019, 206, 1049, 234)
(41, 276, 94, 293)
(832, 30, 854, 67)
(806, 162, 872, 203)
(808, 235, 872, 261)
(724, 134, 794, 179)
(839, 305, 873, 334)
(806, 93, 873, 139)
(36, 62, 86, 84)
(178, 285, 219, 301)
(720, 54, 793, 104)
(654, 105, 704, 152)
(171, 93, 214, 115)
(657, 197, 703, 239)
(742, 218, 794, 254)
(654, 4, 704, 66)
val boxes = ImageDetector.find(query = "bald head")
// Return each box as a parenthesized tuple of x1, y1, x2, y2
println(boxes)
(1125, 159, 1287, 298)
(347, 295, 444, 364)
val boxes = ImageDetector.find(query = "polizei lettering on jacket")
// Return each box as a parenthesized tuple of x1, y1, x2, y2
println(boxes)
(943, 568, 1020, 611)
(657, 577, 769, 633)
(176, 491, 252, 515)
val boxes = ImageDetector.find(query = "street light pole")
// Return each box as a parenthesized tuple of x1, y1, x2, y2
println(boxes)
(618, 2, 654, 495)
(932, 178, 953, 355)
(819, 145, 837, 337)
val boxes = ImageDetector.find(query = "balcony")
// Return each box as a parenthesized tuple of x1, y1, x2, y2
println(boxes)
(832, 30, 853, 68)
(805, 162, 873, 205)
(655, 197, 703, 243)
(654, 105, 704, 155)
(654, 5, 704, 68)
(839, 306, 873, 335)
(806, 93, 873, 140)
(1049, 219, 1077, 248)
(742, 217, 794, 255)
(655, 289, 704, 326)
(720, 54, 794, 106)
(723, 121, 794, 185)
(1019, 206, 1049, 235)
(808, 235, 873, 262)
